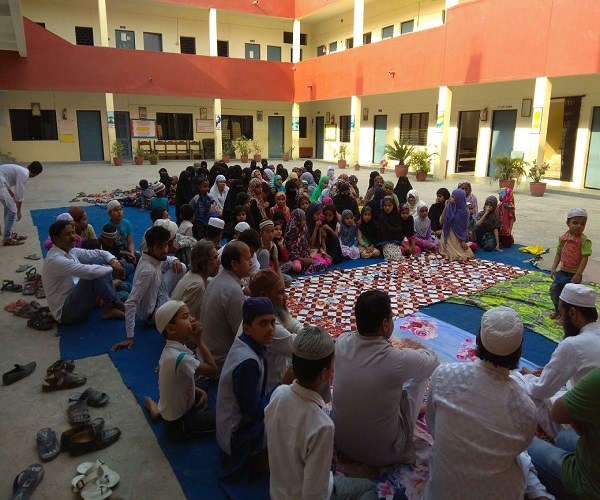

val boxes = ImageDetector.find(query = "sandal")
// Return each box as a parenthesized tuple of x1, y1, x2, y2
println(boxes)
(42, 369, 87, 391)
(9, 463, 44, 500)
(12, 233, 27, 241)
(28, 315, 56, 331)
(47, 359, 75, 374)
(36, 428, 60, 462)
(24, 254, 41, 260)
(2, 280, 23, 292)
(68, 401, 91, 425)
(22, 283, 37, 296)
(14, 304, 40, 318)
(72, 460, 120, 491)
(25, 268, 41, 281)
(35, 286, 46, 299)
(3, 238, 24, 246)
(4, 299, 29, 312)
(70, 387, 110, 407)
(16, 264, 32, 272)
(2, 361, 36, 385)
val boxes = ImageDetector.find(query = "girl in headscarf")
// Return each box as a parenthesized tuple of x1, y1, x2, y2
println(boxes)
(458, 180, 479, 215)
(331, 173, 349, 197)
(305, 203, 332, 267)
(284, 208, 329, 274)
(298, 193, 310, 213)
(366, 186, 385, 222)
(376, 195, 405, 261)
(174, 170, 196, 224)
(284, 180, 298, 211)
(413, 201, 438, 252)
(326, 166, 336, 187)
(348, 175, 361, 202)
(208, 174, 229, 215)
(406, 189, 420, 217)
(321, 203, 344, 264)
(496, 187, 516, 248)
(429, 187, 450, 237)
(276, 163, 288, 182)
(251, 168, 263, 179)
(339, 209, 360, 260)
(300, 172, 317, 197)
(247, 177, 268, 229)
(272, 174, 285, 193)
(158, 168, 172, 193)
(222, 179, 245, 224)
(439, 189, 475, 261)
(303, 160, 313, 174)
(363, 175, 384, 203)
(357, 206, 380, 259)
(263, 168, 275, 184)
(399, 203, 419, 257)
(241, 167, 253, 189)
(310, 176, 330, 203)
(272, 191, 291, 223)
(367, 170, 379, 190)
(475, 195, 502, 251)
(394, 175, 413, 205)
(383, 180, 399, 206)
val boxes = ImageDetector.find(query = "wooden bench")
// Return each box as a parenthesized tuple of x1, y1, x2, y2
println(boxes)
(298, 147, 313, 158)
(188, 141, 203, 160)
(154, 140, 179, 160)
(137, 140, 153, 159)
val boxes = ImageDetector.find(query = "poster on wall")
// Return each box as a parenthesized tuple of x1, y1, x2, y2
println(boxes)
(130, 119, 157, 138)
(325, 124, 336, 141)
(216, 115, 222, 130)
(531, 107, 543, 134)
(291, 117, 299, 132)
(196, 119, 214, 133)
(350, 115, 355, 132)
(107, 112, 115, 128)
(436, 111, 444, 130)
(59, 119, 75, 142)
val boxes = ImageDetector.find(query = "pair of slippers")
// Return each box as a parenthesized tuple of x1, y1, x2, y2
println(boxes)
(23, 283, 45, 299)
(42, 360, 86, 391)
(72, 460, 120, 499)
(2, 279, 23, 292)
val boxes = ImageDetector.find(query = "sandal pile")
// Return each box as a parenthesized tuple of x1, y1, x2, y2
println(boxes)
(71, 460, 120, 499)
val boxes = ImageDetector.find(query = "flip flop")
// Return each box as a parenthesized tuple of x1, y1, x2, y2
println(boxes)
(36, 428, 60, 462)
(16, 264, 32, 272)
(3, 239, 25, 246)
(70, 387, 110, 407)
(9, 463, 44, 500)
(4, 299, 29, 312)
(2, 280, 23, 292)
(24, 254, 41, 260)
(72, 460, 120, 492)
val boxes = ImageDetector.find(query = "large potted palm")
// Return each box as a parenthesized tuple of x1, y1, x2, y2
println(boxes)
(492, 154, 529, 189)
(383, 139, 415, 177)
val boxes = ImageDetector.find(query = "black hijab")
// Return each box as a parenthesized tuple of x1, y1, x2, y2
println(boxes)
(358, 206, 378, 244)
(174, 170, 195, 224)
(222, 179, 245, 224)
(394, 176, 413, 205)
(377, 196, 403, 244)
(429, 187, 450, 232)
(367, 187, 385, 221)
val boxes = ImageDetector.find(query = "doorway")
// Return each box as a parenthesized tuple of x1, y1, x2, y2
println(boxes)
(268, 116, 284, 158)
(585, 106, 600, 189)
(544, 97, 581, 181)
(77, 111, 104, 161)
(315, 116, 325, 159)
(373, 115, 387, 163)
(114, 111, 132, 158)
(115, 30, 135, 49)
(455, 110, 480, 173)
(487, 109, 517, 177)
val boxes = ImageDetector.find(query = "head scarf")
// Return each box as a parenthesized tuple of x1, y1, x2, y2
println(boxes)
(263, 168, 274, 183)
(209, 175, 229, 209)
(497, 187, 516, 236)
(406, 189, 420, 216)
(311, 176, 329, 202)
(252, 169, 262, 179)
(339, 209, 357, 247)
(399, 203, 415, 238)
(394, 176, 413, 205)
(303, 160, 313, 173)
(377, 195, 403, 244)
(458, 180, 478, 213)
(359, 206, 378, 245)
(477, 195, 501, 232)
(273, 191, 291, 222)
(222, 179, 244, 224)
(413, 201, 431, 239)
(443, 189, 469, 243)
(305, 202, 323, 243)
(429, 187, 450, 232)
(368, 171, 379, 190)
(272, 174, 285, 192)
(326, 167, 336, 186)
(300, 172, 317, 196)
(289, 172, 298, 182)
(284, 208, 310, 260)
(248, 177, 267, 219)
(322, 203, 338, 232)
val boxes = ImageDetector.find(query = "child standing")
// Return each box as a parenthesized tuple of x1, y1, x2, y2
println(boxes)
(339, 209, 360, 260)
(139, 179, 155, 211)
(190, 176, 216, 240)
(550, 208, 592, 319)
(145, 300, 217, 440)
(357, 206, 380, 259)
(497, 187, 516, 248)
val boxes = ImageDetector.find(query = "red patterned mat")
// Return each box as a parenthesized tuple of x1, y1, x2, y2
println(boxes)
(286, 254, 528, 334)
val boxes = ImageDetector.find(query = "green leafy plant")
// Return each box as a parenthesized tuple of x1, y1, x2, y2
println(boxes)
(111, 140, 126, 158)
(147, 153, 158, 163)
(133, 145, 145, 157)
(222, 139, 235, 156)
(234, 136, 252, 156)
(285, 145, 295, 157)
(252, 140, 263, 155)
(407, 147, 439, 173)
(383, 138, 415, 164)
(332, 144, 350, 160)
(528, 160, 550, 183)
(492, 154, 529, 185)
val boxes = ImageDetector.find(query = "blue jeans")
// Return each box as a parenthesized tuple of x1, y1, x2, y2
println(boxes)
(527, 429, 579, 499)
(550, 270, 575, 311)
(3, 204, 16, 241)
(61, 270, 118, 325)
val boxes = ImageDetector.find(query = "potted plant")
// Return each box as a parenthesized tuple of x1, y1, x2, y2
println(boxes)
(528, 160, 550, 197)
(492, 154, 529, 189)
(148, 153, 159, 165)
(383, 139, 415, 178)
(111, 140, 126, 166)
(252, 140, 263, 162)
(332, 144, 350, 168)
(222, 139, 234, 163)
(282, 146, 294, 161)
(133, 145, 145, 165)
(379, 159, 388, 174)
(234, 136, 251, 163)
(407, 147, 438, 181)
(354, 162, 361, 171)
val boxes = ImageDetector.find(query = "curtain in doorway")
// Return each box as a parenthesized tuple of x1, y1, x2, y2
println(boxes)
(561, 96, 581, 182)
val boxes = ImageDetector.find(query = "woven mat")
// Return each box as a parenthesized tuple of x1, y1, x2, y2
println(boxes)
(287, 254, 528, 335)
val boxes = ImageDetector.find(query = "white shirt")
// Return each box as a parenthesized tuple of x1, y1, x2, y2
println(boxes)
(157, 340, 200, 421)
(265, 381, 334, 500)
(124, 253, 178, 338)
(0, 163, 29, 201)
(171, 271, 206, 321)
(424, 360, 537, 500)
(42, 246, 115, 321)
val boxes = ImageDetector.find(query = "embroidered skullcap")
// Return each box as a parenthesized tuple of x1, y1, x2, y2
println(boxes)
(567, 208, 587, 219)
(259, 219, 274, 231)
(154, 182, 166, 193)
(242, 297, 275, 325)
(249, 268, 282, 296)
(208, 217, 225, 230)
(293, 326, 335, 361)
(101, 224, 118, 239)
(480, 306, 523, 356)
(215, 175, 226, 182)
(235, 222, 251, 233)
(107, 200, 121, 212)
(56, 213, 73, 222)
(560, 283, 597, 308)
(155, 300, 186, 334)
(154, 219, 178, 240)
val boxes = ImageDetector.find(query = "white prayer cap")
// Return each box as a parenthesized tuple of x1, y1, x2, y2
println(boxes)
(215, 175, 226, 182)
(567, 208, 587, 219)
(155, 300, 186, 334)
(293, 326, 335, 361)
(560, 283, 597, 308)
(234, 222, 250, 233)
(107, 200, 121, 212)
(56, 213, 74, 222)
(154, 219, 178, 240)
(208, 217, 225, 230)
(480, 306, 523, 356)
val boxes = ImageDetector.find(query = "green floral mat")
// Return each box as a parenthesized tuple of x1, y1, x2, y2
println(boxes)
(446, 272, 600, 344)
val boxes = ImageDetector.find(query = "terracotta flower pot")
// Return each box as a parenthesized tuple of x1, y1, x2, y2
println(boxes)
(338, 159, 347, 169)
(134, 156, 144, 165)
(113, 157, 124, 166)
(529, 182, 547, 197)
(282, 154, 290, 161)
(222, 154, 230, 163)
(499, 179, 515, 190)
(395, 164, 409, 178)
(254, 154, 262, 162)
(240, 155, 249, 163)
(415, 171, 428, 181)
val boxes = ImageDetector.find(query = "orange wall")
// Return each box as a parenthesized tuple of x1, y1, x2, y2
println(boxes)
(153, 0, 295, 18)
(0, 20, 293, 101)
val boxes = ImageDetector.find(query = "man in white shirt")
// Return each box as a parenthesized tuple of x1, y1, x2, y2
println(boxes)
(424, 307, 538, 500)
(515, 283, 600, 437)
(332, 290, 440, 467)
(0, 161, 42, 245)
(42, 219, 125, 324)
(112, 224, 185, 351)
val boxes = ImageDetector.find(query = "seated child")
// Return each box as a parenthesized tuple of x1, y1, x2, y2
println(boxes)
(264, 326, 377, 500)
(69, 206, 96, 242)
(224, 204, 249, 241)
(306, 203, 334, 268)
(399, 203, 420, 256)
(203, 217, 224, 250)
(43, 213, 83, 250)
(139, 179, 155, 211)
(321, 204, 344, 264)
(272, 191, 291, 223)
(99, 223, 135, 279)
(145, 300, 218, 441)
(338, 209, 360, 260)
(357, 206, 380, 259)
(475, 196, 502, 252)
(107, 199, 137, 265)
(169, 175, 178, 204)
(284, 208, 330, 274)
(272, 217, 293, 275)
(466, 202, 478, 251)
(376, 196, 404, 261)
(150, 182, 169, 210)
(216, 297, 277, 486)
(414, 201, 438, 253)
(258, 219, 291, 286)
(177, 204, 195, 264)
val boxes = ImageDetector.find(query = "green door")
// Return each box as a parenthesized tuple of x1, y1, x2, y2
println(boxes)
(267, 45, 281, 61)
(245, 43, 260, 60)
(268, 116, 284, 158)
(115, 30, 135, 49)
(585, 106, 600, 189)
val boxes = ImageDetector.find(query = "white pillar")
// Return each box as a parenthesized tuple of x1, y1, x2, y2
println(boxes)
(445, 0, 459, 8)
(105, 93, 117, 163)
(213, 98, 222, 160)
(529, 77, 552, 167)
(350, 95, 361, 165)
(97, 0, 108, 47)
(291, 102, 300, 159)
(432, 86, 453, 180)
(353, 0, 364, 49)
(209, 8, 217, 57)
(292, 19, 301, 63)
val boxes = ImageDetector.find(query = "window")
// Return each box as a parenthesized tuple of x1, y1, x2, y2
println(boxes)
(283, 32, 307, 45)
(299, 117, 307, 139)
(267, 45, 281, 61)
(401, 20, 415, 34)
(329, 41, 337, 53)
(180, 36, 196, 55)
(345, 37, 354, 50)
(400, 112, 429, 146)
(363, 32, 371, 45)
(9, 109, 58, 141)
(143, 32, 163, 52)
(156, 113, 193, 140)
(382, 25, 394, 39)
(221, 115, 254, 141)
(317, 45, 326, 57)
(217, 40, 229, 57)
(75, 26, 94, 46)
(339, 115, 351, 143)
